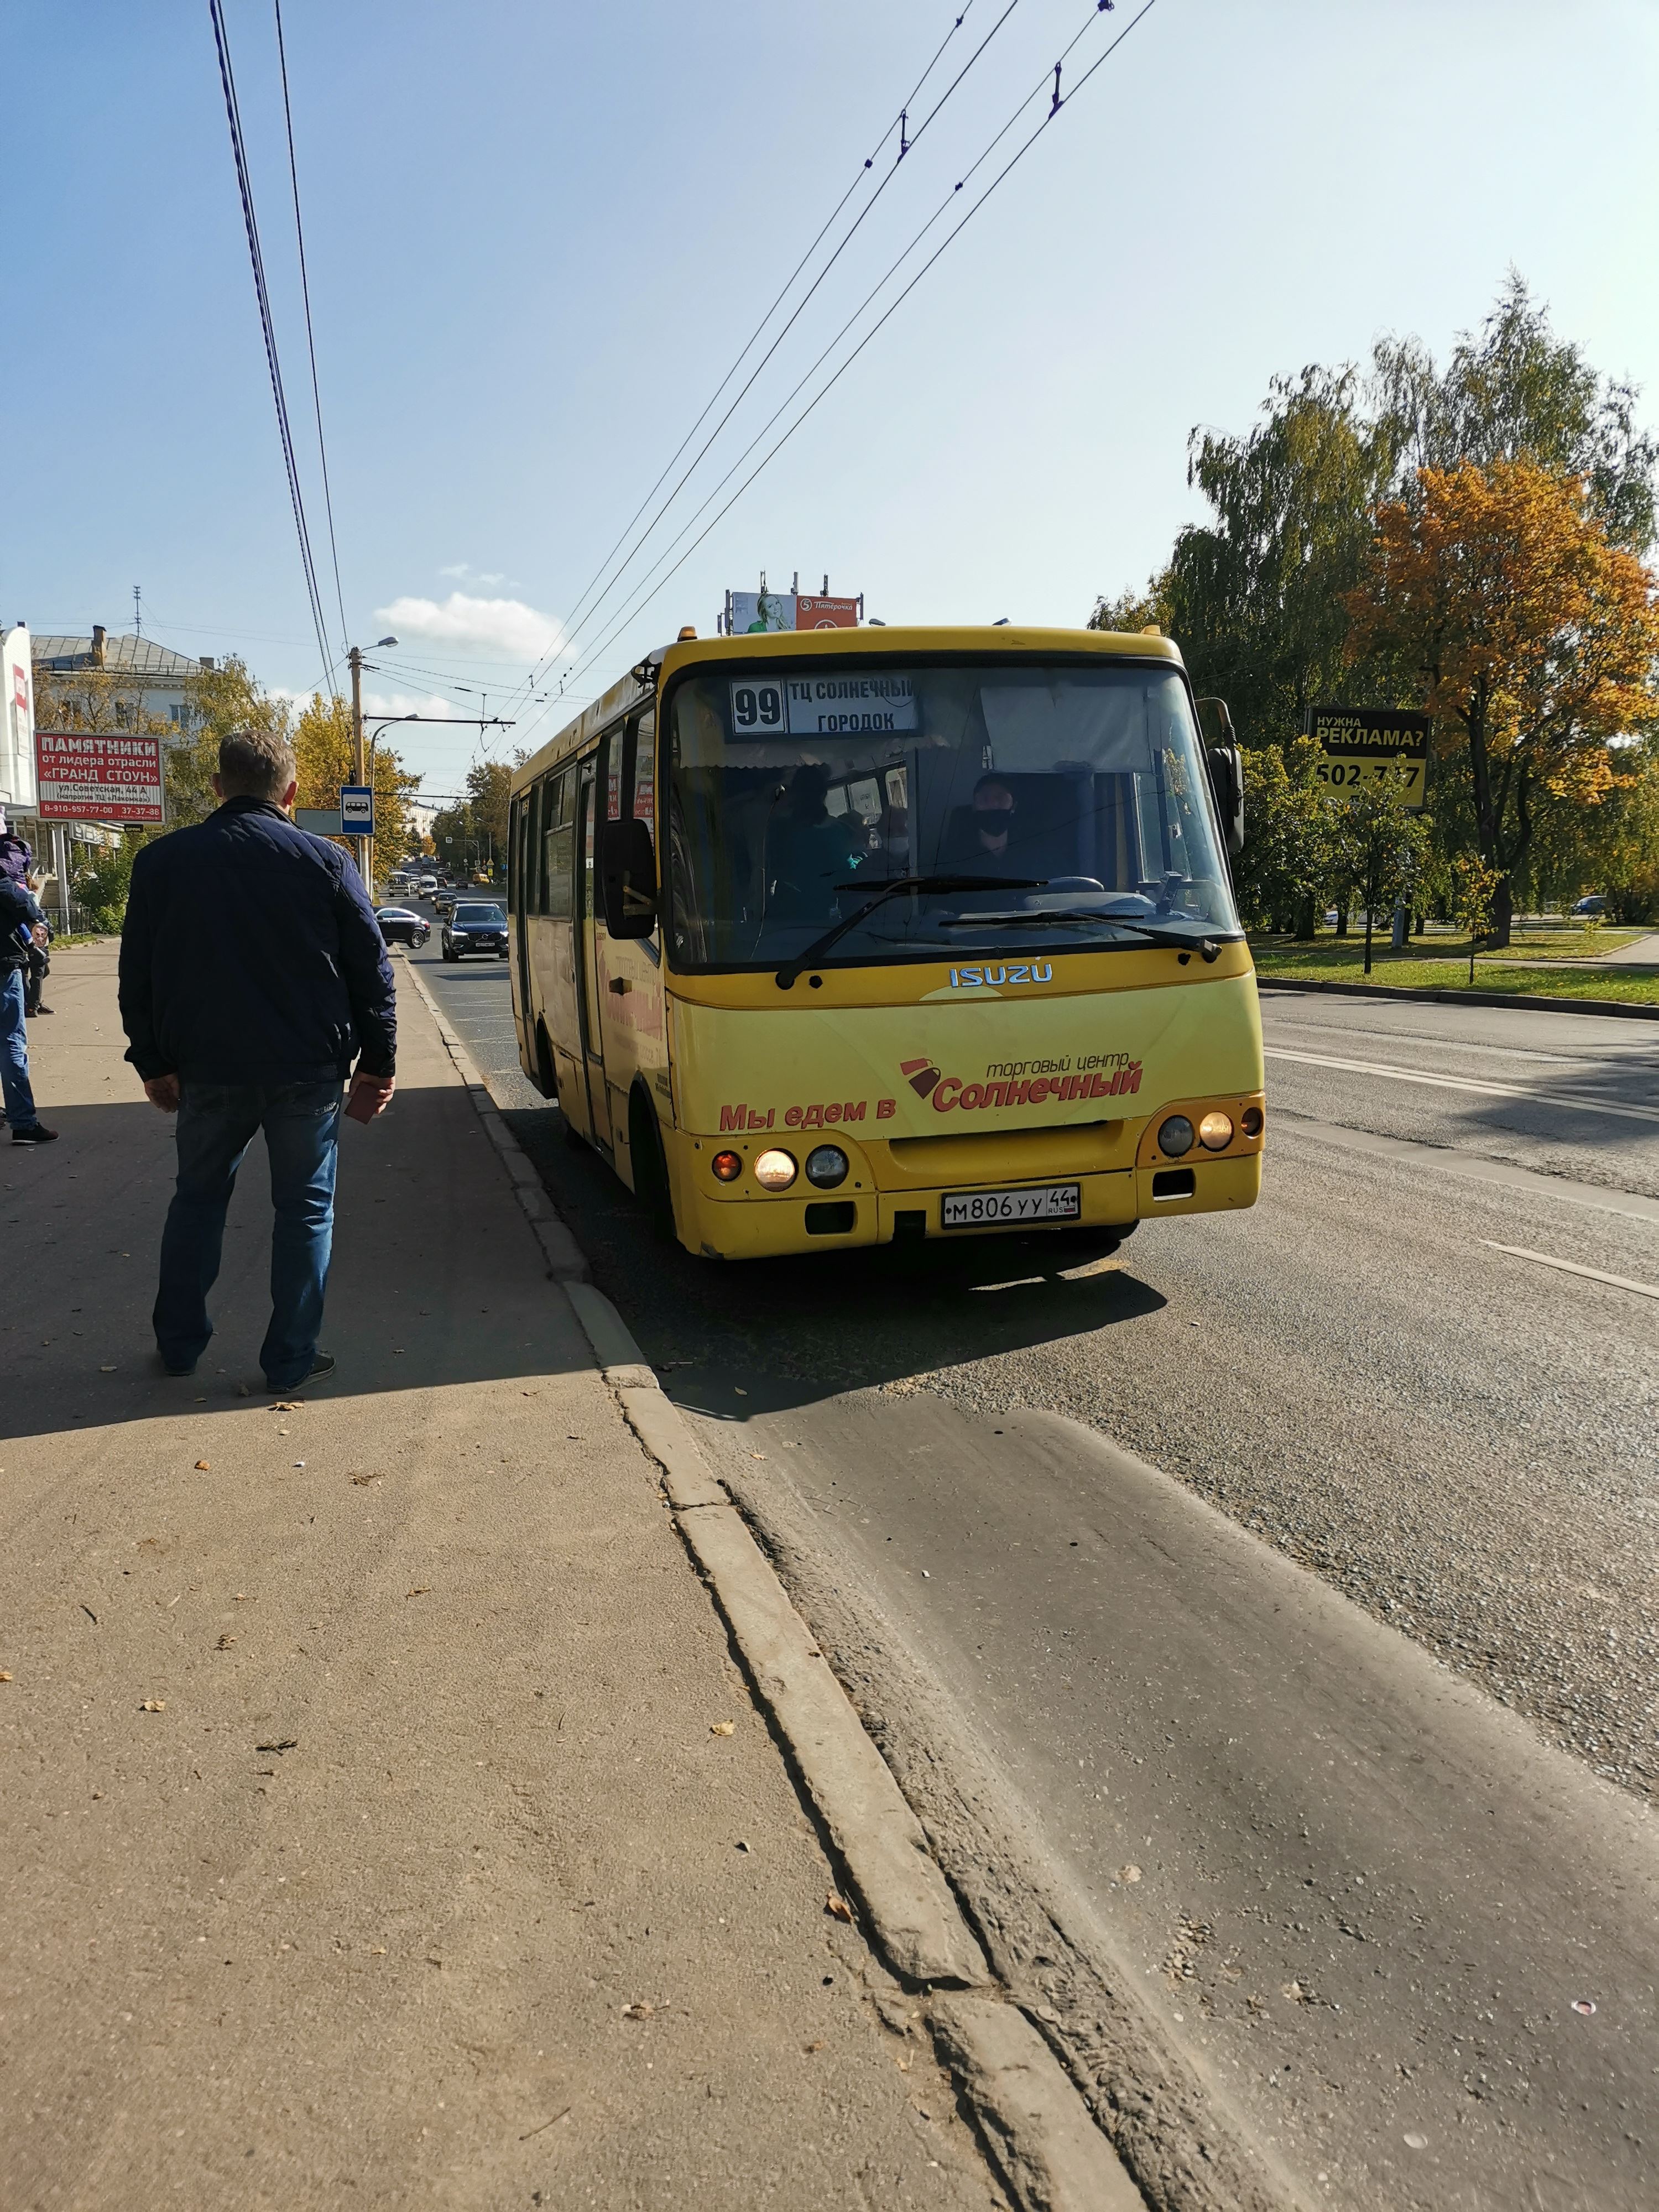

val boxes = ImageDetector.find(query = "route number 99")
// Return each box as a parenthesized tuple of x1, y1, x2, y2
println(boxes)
(731, 681, 785, 733)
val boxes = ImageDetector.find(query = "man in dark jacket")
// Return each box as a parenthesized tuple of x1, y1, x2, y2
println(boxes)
(1, 868, 55, 1144)
(119, 727, 397, 1389)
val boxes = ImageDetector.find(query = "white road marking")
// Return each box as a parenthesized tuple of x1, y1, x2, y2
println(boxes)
(1263, 1046, 1659, 1127)
(1482, 1243, 1659, 1301)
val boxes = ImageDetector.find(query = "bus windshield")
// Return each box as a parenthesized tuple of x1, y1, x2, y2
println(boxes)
(666, 656, 1241, 971)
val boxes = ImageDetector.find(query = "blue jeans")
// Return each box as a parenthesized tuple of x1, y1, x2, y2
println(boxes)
(154, 1080, 343, 1387)
(1, 967, 39, 1130)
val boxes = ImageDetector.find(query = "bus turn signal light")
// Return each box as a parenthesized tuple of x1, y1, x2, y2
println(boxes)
(1241, 1105, 1264, 1138)
(1198, 1111, 1234, 1151)
(712, 1151, 743, 1182)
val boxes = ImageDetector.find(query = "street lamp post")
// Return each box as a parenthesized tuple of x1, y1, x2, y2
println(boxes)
(347, 635, 398, 892)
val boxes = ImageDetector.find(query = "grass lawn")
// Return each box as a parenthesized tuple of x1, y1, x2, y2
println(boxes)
(1251, 935, 1659, 1006)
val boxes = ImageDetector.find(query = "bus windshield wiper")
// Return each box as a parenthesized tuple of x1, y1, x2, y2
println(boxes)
(940, 909, 1226, 961)
(775, 875, 1044, 988)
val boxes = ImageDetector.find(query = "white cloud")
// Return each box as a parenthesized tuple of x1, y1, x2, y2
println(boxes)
(438, 562, 512, 587)
(362, 689, 453, 722)
(375, 591, 560, 666)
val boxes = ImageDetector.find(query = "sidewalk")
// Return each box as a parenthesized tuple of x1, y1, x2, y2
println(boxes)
(1, 946, 1005, 2211)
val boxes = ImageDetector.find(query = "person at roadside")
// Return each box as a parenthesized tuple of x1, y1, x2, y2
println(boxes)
(24, 872, 52, 1017)
(1, 869, 56, 1144)
(118, 727, 397, 1391)
(0, 808, 32, 888)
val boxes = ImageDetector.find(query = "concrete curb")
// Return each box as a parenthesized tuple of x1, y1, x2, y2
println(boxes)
(401, 959, 590, 1282)
(402, 960, 1145, 2210)
(1258, 972, 1659, 1021)
(931, 1997, 1147, 2212)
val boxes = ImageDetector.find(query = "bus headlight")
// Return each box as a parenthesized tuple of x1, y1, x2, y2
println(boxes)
(1198, 1110, 1234, 1151)
(1157, 1115, 1195, 1157)
(712, 1150, 743, 1182)
(753, 1149, 799, 1191)
(805, 1145, 849, 1188)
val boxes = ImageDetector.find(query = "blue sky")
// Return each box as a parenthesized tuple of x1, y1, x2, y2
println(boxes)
(10, 0, 1658, 798)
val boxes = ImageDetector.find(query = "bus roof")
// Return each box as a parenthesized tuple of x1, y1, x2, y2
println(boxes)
(508, 623, 1185, 795)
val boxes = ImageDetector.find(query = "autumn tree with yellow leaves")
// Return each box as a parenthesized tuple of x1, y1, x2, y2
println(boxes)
(1345, 460, 1659, 942)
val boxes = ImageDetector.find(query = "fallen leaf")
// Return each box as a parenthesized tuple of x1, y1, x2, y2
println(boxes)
(139, 1699, 166, 1712)
(350, 1472, 381, 1486)
(405, 1587, 431, 1599)
(825, 1892, 853, 1922)
(1119, 1865, 1141, 1884)
(194, 1460, 211, 1472)
(0, 1672, 12, 1683)
(709, 1720, 734, 1736)
(733, 1386, 748, 1396)
(622, 2001, 654, 2020)
(99, 1364, 117, 1373)
(804, 2040, 825, 2053)
(276, 1428, 290, 1436)
(216, 1634, 237, 1650)
(256, 1738, 298, 1754)
(368, 1945, 387, 1955)
(270, 1401, 303, 1412)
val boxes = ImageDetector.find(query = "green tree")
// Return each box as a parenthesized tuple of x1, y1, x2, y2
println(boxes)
(1233, 737, 1340, 933)
(1372, 271, 1658, 554)
(1448, 853, 1505, 985)
(1328, 777, 1431, 974)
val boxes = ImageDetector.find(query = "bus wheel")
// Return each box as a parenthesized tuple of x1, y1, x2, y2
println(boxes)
(630, 1087, 676, 1244)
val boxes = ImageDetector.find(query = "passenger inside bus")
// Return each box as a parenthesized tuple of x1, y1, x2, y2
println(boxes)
(765, 764, 865, 921)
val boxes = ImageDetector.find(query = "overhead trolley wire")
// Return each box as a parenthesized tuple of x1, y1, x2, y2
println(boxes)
(532, 0, 1163, 734)
(503, 0, 1024, 722)
(207, 0, 336, 695)
(273, 0, 350, 659)
(540, 0, 1112, 691)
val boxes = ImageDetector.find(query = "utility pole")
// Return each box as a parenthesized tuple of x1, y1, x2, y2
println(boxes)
(348, 643, 370, 892)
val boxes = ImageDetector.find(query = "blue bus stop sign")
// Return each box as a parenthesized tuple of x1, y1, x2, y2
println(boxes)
(340, 784, 374, 837)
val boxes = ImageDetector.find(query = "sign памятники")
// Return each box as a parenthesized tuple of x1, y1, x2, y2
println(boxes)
(35, 730, 165, 823)
(1307, 706, 1431, 811)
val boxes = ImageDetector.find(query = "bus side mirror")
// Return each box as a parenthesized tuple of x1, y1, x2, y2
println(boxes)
(1195, 698, 1245, 859)
(1206, 744, 1245, 858)
(601, 817, 658, 937)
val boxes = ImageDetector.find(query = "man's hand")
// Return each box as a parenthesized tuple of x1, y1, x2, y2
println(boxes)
(143, 1075, 181, 1114)
(345, 1070, 395, 1124)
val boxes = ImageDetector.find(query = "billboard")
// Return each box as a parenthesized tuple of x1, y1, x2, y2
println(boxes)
(35, 730, 166, 822)
(1307, 706, 1430, 812)
(795, 594, 859, 629)
(1, 625, 36, 810)
(724, 588, 863, 634)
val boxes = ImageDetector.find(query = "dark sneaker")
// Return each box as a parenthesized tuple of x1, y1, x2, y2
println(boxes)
(12, 1123, 58, 1145)
(34, 1004, 54, 1015)
(156, 1352, 198, 1378)
(265, 1352, 336, 1391)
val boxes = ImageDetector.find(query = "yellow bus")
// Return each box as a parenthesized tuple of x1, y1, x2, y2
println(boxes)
(507, 625, 1262, 1260)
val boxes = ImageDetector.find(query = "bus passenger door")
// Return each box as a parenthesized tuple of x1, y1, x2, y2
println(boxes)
(575, 758, 613, 1153)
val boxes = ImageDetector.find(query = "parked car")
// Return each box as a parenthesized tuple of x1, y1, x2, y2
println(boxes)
(1572, 894, 1606, 917)
(374, 906, 431, 949)
(442, 901, 509, 961)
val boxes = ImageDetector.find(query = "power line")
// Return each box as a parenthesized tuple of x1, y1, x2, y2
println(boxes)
(536, 0, 1162, 729)
(273, 0, 349, 656)
(207, 0, 335, 695)
(502, 0, 1024, 723)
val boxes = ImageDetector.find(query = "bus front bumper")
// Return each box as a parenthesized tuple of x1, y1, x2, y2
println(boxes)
(671, 1153, 1261, 1260)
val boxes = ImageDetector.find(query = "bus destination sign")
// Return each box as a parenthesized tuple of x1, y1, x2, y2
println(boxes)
(1307, 706, 1430, 811)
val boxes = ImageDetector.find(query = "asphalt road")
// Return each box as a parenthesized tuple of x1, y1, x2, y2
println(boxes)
(413, 931, 1659, 2212)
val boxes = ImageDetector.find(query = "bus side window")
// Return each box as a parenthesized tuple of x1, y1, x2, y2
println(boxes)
(545, 768, 576, 920)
